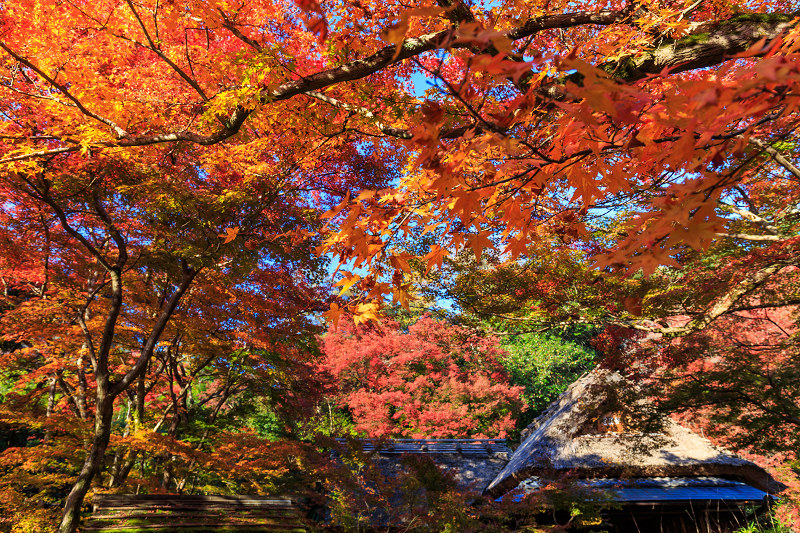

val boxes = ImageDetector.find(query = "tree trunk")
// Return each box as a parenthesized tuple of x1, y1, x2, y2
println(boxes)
(43, 374, 57, 442)
(107, 399, 136, 488)
(108, 451, 138, 489)
(56, 392, 114, 533)
(54, 264, 197, 532)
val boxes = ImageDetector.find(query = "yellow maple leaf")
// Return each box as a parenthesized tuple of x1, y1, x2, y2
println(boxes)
(353, 302, 381, 325)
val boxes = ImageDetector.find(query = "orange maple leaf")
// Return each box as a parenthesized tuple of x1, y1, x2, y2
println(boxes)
(218, 227, 239, 244)
(294, 0, 328, 44)
(323, 302, 345, 329)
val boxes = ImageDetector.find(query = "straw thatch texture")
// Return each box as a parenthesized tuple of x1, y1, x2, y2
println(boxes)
(334, 439, 511, 493)
(371, 439, 511, 493)
(486, 369, 784, 496)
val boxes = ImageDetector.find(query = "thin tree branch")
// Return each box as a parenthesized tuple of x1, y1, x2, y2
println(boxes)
(304, 91, 412, 139)
(1, 11, 795, 161)
(111, 263, 200, 396)
(750, 136, 800, 181)
(124, 0, 209, 101)
(0, 43, 128, 137)
(717, 232, 784, 241)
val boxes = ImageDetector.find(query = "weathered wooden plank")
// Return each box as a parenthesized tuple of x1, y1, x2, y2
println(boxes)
(90, 511, 299, 519)
(94, 503, 297, 511)
(82, 525, 307, 532)
(83, 521, 307, 528)
(86, 513, 301, 519)
(86, 494, 307, 532)
(85, 522, 301, 528)
(94, 495, 294, 504)
(94, 499, 294, 509)
(84, 520, 302, 527)
(93, 509, 294, 512)
(93, 500, 296, 510)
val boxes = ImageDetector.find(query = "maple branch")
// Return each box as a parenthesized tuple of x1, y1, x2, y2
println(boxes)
(94, 270, 123, 384)
(416, 57, 508, 136)
(433, 0, 535, 92)
(0, 134, 62, 141)
(0, 8, 634, 155)
(27, 177, 116, 274)
(730, 298, 800, 312)
(90, 181, 128, 269)
(280, 8, 632, 100)
(0, 43, 128, 137)
(462, 109, 788, 194)
(670, 371, 800, 429)
(717, 232, 785, 241)
(111, 263, 200, 397)
(436, 0, 475, 26)
(27, 175, 129, 383)
(76, 309, 99, 374)
(303, 91, 412, 139)
(0, 146, 79, 163)
(304, 90, 487, 140)
(55, 371, 87, 420)
(2, 10, 796, 160)
(219, 13, 262, 52)
(151, 350, 216, 433)
(508, 9, 636, 41)
(750, 136, 800, 181)
(597, 15, 799, 82)
(124, 0, 210, 101)
(720, 202, 780, 235)
(0, 81, 80, 109)
(651, 259, 793, 336)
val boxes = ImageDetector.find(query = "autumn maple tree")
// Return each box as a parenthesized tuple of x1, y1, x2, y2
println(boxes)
(320, 315, 525, 438)
(1, 0, 800, 530)
(0, 147, 340, 530)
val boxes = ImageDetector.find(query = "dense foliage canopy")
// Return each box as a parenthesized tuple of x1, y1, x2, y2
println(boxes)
(321, 315, 525, 438)
(1, 0, 799, 530)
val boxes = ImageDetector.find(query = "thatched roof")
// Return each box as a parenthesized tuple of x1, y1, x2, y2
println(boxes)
(486, 369, 785, 496)
(340, 439, 510, 493)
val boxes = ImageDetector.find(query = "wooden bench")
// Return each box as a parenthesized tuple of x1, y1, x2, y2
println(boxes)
(83, 494, 308, 532)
